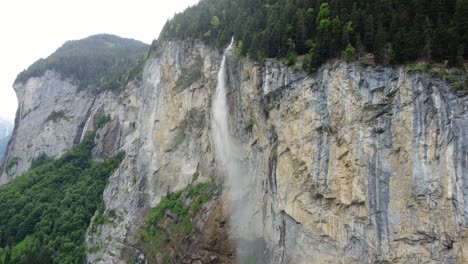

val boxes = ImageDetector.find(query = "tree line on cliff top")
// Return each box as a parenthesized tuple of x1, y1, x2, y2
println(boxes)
(160, 0, 468, 71)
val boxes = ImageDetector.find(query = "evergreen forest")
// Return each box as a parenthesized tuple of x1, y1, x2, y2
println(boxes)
(0, 132, 124, 264)
(14, 34, 148, 92)
(160, 0, 468, 71)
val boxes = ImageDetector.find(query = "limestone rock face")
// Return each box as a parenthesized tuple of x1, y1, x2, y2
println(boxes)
(85, 41, 223, 263)
(0, 71, 95, 183)
(3, 40, 467, 263)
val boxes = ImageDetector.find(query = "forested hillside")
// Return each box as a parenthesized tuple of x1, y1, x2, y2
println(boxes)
(14, 34, 148, 92)
(160, 0, 468, 70)
(0, 131, 124, 264)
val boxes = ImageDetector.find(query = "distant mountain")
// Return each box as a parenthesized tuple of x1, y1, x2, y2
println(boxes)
(0, 118, 13, 159)
(0, 117, 13, 139)
(0, 134, 11, 159)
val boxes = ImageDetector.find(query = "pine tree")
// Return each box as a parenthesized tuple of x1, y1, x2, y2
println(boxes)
(374, 22, 386, 63)
(454, 0, 468, 57)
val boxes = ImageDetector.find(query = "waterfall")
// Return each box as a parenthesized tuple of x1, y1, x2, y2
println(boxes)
(212, 37, 248, 204)
(211, 38, 269, 264)
(212, 37, 235, 166)
(80, 107, 98, 142)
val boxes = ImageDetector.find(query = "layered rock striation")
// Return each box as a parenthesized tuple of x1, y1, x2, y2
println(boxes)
(2, 40, 467, 263)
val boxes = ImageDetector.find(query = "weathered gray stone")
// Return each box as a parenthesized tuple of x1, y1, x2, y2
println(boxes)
(0, 71, 94, 182)
(2, 40, 467, 264)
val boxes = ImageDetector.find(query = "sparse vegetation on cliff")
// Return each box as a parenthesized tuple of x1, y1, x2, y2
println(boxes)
(175, 55, 204, 92)
(30, 153, 53, 170)
(44, 110, 69, 124)
(95, 114, 112, 129)
(4, 157, 19, 175)
(405, 62, 467, 92)
(137, 182, 215, 263)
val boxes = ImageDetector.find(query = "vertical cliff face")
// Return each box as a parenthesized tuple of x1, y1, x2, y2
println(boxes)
(254, 64, 468, 263)
(85, 41, 467, 263)
(0, 34, 147, 184)
(0, 72, 94, 183)
(3, 40, 467, 263)
(85, 41, 225, 263)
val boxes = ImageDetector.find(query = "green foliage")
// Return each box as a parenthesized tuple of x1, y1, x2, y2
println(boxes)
(174, 56, 203, 92)
(234, 40, 244, 61)
(30, 153, 53, 170)
(186, 182, 211, 198)
(452, 80, 468, 91)
(0, 132, 125, 264)
(95, 115, 111, 130)
(15, 34, 148, 92)
(301, 55, 312, 72)
(407, 63, 455, 80)
(211, 16, 220, 28)
(287, 51, 297, 66)
(455, 0, 468, 45)
(137, 182, 215, 262)
(405, 62, 467, 91)
(342, 44, 356, 62)
(316, 3, 330, 23)
(124, 58, 146, 83)
(89, 201, 116, 234)
(5, 157, 19, 175)
(160, 0, 467, 67)
(45, 110, 69, 124)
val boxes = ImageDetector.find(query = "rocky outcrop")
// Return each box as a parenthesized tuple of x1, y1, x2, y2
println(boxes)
(0, 71, 95, 182)
(3, 40, 467, 263)
(85, 41, 223, 263)
(0, 34, 147, 183)
(257, 64, 468, 263)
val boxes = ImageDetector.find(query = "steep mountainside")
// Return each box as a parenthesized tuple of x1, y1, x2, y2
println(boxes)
(1, 0, 468, 260)
(0, 133, 124, 263)
(15, 34, 148, 91)
(3, 36, 466, 263)
(0, 35, 148, 184)
(92, 41, 468, 264)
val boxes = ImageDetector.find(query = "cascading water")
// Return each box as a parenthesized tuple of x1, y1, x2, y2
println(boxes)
(211, 38, 269, 264)
(212, 37, 235, 167)
(212, 37, 250, 211)
(80, 107, 98, 142)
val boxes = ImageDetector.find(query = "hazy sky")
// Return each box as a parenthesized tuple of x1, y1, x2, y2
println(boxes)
(0, 0, 199, 121)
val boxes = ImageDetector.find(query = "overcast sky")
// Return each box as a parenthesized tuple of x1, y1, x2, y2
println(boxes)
(0, 0, 199, 121)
